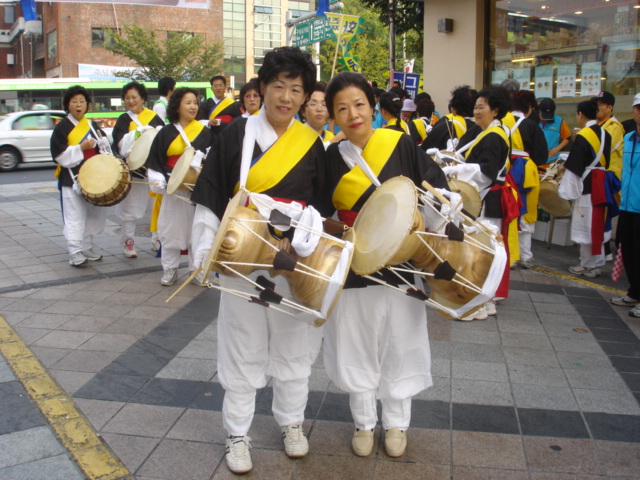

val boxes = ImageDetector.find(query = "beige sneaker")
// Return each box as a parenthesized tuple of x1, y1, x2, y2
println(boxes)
(460, 305, 488, 321)
(385, 428, 407, 457)
(225, 436, 252, 474)
(352, 429, 374, 456)
(282, 423, 309, 458)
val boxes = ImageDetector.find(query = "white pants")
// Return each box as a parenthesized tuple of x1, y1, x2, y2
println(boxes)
(61, 186, 107, 255)
(323, 285, 432, 430)
(115, 182, 149, 243)
(217, 273, 324, 436)
(579, 243, 606, 268)
(157, 194, 194, 270)
(518, 221, 535, 261)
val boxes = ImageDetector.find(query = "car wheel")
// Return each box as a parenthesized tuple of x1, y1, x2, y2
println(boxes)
(0, 147, 20, 172)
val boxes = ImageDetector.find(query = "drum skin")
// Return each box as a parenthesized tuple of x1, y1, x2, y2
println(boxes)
(127, 128, 157, 171)
(167, 147, 199, 195)
(77, 154, 131, 207)
(352, 176, 495, 314)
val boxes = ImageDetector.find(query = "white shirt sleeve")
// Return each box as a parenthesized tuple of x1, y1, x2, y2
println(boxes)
(55, 144, 84, 168)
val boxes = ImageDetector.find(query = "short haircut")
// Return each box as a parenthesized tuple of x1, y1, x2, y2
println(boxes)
(166, 87, 199, 124)
(511, 90, 537, 113)
(500, 78, 520, 92)
(239, 78, 260, 110)
(210, 75, 226, 86)
(257, 46, 316, 96)
(325, 71, 375, 119)
(477, 86, 510, 120)
(390, 86, 406, 100)
(449, 85, 477, 117)
(416, 98, 435, 118)
(63, 85, 91, 113)
(158, 77, 176, 97)
(577, 100, 598, 120)
(121, 81, 148, 101)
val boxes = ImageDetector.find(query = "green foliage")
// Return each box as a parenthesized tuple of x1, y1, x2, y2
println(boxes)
(106, 25, 224, 82)
(359, 0, 424, 36)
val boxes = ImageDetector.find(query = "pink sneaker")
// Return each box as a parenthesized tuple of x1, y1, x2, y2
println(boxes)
(124, 238, 137, 258)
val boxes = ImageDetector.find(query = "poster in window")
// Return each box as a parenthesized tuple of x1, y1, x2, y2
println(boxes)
(534, 65, 553, 98)
(35, 0, 209, 8)
(491, 70, 508, 85)
(581, 62, 602, 97)
(513, 68, 530, 91)
(557, 64, 576, 98)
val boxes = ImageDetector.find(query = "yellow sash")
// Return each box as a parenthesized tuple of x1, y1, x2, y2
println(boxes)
(463, 124, 510, 160)
(167, 120, 205, 157)
(209, 96, 235, 120)
(234, 120, 318, 194)
(323, 129, 335, 141)
(412, 118, 427, 141)
(68, 117, 91, 146)
(387, 118, 409, 134)
(128, 108, 157, 131)
(502, 111, 516, 131)
(444, 114, 467, 139)
(332, 129, 403, 210)
(579, 127, 605, 168)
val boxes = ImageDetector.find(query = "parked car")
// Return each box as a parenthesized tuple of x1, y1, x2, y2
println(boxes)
(0, 109, 114, 172)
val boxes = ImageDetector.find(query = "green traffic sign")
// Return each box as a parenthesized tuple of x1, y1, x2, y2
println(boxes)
(294, 17, 333, 47)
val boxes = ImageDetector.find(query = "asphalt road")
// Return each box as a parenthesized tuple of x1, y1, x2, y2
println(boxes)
(0, 162, 57, 184)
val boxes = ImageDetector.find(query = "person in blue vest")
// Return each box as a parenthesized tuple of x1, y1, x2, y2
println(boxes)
(538, 98, 571, 165)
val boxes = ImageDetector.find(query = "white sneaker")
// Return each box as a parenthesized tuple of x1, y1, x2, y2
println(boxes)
(124, 238, 137, 258)
(460, 305, 488, 321)
(568, 265, 601, 278)
(225, 436, 252, 474)
(485, 301, 497, 316)
(82, 248, 102, 261)
(605, 253, 613, 262)
(282, 423, 309, 458)
(69, 252, 87, 267)
(520, 258, 534, 269)
(160, 268, 178, 286)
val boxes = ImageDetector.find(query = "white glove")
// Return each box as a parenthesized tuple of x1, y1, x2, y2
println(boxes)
(137, 125, 153, 133)
(446, 138, 459, 151)
(442, 165, 459, 179)
(190, 150, 205, 169)
(426, 148, 439, 156)
(155, 125, 164, 131)
(425, 125, 433, 135)
(72, 181, 83, 196)
(120, 130, 137, 158)
(148, 168, 167, 194)
(97, 136, 111, 154)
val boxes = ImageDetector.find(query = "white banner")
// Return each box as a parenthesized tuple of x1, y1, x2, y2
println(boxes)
(36, 0, 209, 8)
(78, 63, 140, 82)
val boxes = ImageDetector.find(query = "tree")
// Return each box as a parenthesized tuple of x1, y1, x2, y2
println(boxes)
(106, 25, 224, 81)
(360, 0, 424, 36)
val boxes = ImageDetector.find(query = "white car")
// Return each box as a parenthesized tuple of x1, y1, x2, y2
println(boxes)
(0, 110, 114, 172)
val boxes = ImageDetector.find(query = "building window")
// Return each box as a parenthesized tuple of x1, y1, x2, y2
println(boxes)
(5, 6, 14, 24)
(92, 28, 116, 49)
(168, 31, 195, 40)
(47, 30, 57, 63)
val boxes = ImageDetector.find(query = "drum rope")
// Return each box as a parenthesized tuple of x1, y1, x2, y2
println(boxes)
(361, 271, 448, 312)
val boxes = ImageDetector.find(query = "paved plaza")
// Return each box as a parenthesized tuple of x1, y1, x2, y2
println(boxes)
(0, 180, 639, 480)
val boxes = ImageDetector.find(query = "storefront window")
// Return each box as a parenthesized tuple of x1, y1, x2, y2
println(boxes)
(489, 0, 639, 123)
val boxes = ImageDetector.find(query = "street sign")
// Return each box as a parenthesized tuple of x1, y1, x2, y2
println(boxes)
(293, 16, 332, 47)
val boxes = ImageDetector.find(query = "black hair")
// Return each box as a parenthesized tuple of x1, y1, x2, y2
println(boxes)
(379, 91, 403, 122)
(158, 77, 176, 97)
(63, 85, 91, 113)
(389, 86, 406, 100)
(210, 75, 226, 86)
(577, 100, 598, 120)
(299, 81, 329, 123)
(373, 87, 386, 99)
(477, 86, 510, 120)
(239, 78, 260, 110)
(448, 85, 477, 117)
(166, 87, 199, 124)
(511, 90, 537, 113)
(414, 92, 432, 103)
(258, 46, 316, 96)
(416, 98, 435, 118)
(325, 71, 375, 119)
(121, 81, 148, 102)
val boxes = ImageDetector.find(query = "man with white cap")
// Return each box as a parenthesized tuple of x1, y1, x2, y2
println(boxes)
(611, 93, 640, 317)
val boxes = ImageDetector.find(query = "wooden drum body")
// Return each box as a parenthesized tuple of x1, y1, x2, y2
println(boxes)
(167, 147, 200, 195)
(77, 154, 131, 207)
(539, 164, 571, 217)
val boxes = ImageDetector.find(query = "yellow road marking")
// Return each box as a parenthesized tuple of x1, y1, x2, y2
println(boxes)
(529, 265, 626, 296)
(0, 314, 134, 480)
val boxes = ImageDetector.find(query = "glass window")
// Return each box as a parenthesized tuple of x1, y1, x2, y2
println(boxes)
(13, 114, 53, 131)
(47, 30, 57, 63)
(489, 1, 638, 123)
(92, 28, 115, 49)
(5, 6, 14, 24)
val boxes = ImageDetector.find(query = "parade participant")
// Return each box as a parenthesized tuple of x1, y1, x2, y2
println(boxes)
(239, 78, 261, 117)
(421, 85, 479, 153)
(146, 87, 212, 286)
(408, 97, 434, 144)
(111, 81, 165, 259)
(197, 75, 241, 135)
(299, 81, 344, 145)
(538, 98, 571, 165)
(379, 91, 409, 134)
(611, 93, 640, 316)
(323, 71, 447, 458)
(400, 97, 417, 123)
(50, 85, 111, 267)
(153, 76, 176, 124)
(508, 90, 548, 269)
(445, 86, 515, 318)
(190, 47, 330, 474)
(560, 100, 615, 278)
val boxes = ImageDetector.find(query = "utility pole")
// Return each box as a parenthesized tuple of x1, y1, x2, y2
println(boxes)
(389, 0, 396, 88)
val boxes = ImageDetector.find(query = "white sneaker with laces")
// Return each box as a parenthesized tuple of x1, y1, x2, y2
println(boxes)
(124, 238, 137, 258)
(568, 265, 601, 277)
(282, 423, 309, 458)
(225, 436, 252, 474)
(69, 252, 87, 267)
(520, 258, 534, 269)
(485, 301, 497, 316)
(82, 248, 102, 261)
(460, 305, 488, 321)
(160, 268, 178, 286)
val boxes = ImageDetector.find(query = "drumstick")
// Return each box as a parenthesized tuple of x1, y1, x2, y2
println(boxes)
(130, 181, 160, 185)
(571, 203, 585, 218)
(166, 266, 201, 303)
